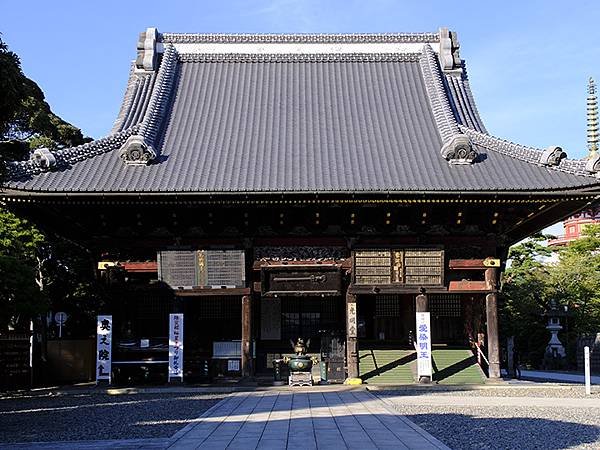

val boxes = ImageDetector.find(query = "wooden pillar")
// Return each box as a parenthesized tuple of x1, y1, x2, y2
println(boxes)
(346, 291, 359, 379)
(241, 295, 252, 377)
(415, 289, 431, 383)
(415, 291, 429, 313)
(485, 267, 501, 379)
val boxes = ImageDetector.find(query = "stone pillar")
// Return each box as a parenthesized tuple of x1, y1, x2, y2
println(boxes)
(346, 291, 359, 379)
(241, 295, 252, 377)
(415, 289, 431, 383)
(485, 267, 501, 379)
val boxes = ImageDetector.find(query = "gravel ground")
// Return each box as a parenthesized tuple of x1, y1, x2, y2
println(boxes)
(375, 384, 600, 398)
(0, 392, 226, 443)
(379, 389, 600, 450)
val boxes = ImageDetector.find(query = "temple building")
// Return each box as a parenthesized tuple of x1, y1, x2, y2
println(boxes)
(2, 28, 600, 384)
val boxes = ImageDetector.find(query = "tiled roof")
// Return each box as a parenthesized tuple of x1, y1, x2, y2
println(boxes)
(4, 29, 600, 195)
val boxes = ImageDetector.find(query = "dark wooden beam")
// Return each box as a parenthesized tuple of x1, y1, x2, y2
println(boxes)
(485, 267, 501, 379)
(241, 295, 252, 378)
(346, 291, 358, 379)
(175, 288, 251, 297)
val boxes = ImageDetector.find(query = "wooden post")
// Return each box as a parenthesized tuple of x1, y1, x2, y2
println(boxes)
(415, 289, 431, 383)
(485, 267, 501, 379)
(241, 295, 252, 378)
(346, 291, 359, 379)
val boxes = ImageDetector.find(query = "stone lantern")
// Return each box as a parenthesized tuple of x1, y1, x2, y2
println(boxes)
(543, 300, 567, 367)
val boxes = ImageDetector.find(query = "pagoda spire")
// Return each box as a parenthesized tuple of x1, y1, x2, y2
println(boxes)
(587, 77, 599, 156)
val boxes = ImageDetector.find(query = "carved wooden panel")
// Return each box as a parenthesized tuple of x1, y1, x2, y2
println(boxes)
(353, 248, 444, 286)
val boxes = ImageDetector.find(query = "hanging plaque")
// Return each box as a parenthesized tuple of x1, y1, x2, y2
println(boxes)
(261, 298, 281, 340)
(353, 248, 443, 286)
(158, 251, 197, 288)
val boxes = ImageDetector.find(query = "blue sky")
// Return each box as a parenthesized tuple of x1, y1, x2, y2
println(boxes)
(2, 0, 599, 162)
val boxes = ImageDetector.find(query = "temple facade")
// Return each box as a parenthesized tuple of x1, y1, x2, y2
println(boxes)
(2, 28, 600, 384)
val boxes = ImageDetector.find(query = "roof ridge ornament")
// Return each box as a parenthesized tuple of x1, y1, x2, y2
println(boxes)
(586, 153, 600, 176)
(119, 135, 156, 165)
(540, 146, 567, 166)
(30, 147, 56, 169)
(136, 27, 159, 71)
(420, 44, 477, 164)
(438, 27, 461, 71)
(120, 43, 178, 166)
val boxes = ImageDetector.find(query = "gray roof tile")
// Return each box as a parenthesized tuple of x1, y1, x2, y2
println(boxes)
(4, 32, 600, 194)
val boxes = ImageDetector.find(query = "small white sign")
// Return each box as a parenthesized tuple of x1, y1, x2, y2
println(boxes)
(416, 312, 432, 378)
(228, 359, 240, 372)
(96, 315, 112, 383)
(168, 313, 184, 381)
(55, 312, 68, 325)
(140, 339, 150, 348)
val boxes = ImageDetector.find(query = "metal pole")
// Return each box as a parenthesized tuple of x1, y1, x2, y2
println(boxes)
(584, 346, 591, 395)
(29, 320, 34, 387)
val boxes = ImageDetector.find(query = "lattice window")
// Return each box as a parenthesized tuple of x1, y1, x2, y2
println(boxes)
(430, 294, 461, 317)
(375, 295, 401, 317)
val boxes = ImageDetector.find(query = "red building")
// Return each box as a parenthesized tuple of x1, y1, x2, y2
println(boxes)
(548, 207, 600, 246)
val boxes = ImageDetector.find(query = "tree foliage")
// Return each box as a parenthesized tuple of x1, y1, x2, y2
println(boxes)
(0, 35, 101, 334)
(0, 34, 90, 172)
(500, 225, 600, 368)
(0, 209, 46, 331)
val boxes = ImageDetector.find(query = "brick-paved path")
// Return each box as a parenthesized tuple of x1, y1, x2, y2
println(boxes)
(168, 390, 449, 449)
(1, 389, 449, 449)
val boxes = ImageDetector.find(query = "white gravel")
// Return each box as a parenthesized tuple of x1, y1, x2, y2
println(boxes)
(0, 392, 226, 443)
(378, 387, 600, 450)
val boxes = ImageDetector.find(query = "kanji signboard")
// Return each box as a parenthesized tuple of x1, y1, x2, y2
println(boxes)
(168, 313, 184, 381)
(416, 312, 432, 378)
(96, 315, 112, 383)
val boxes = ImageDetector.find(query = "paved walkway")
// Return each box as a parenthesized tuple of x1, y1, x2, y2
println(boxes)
(168, 391, 449, 449)
(519, 369, 600, 384)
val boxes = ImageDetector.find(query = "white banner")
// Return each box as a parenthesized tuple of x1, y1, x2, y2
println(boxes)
(416, 312, 432, 377)
(168, 313, 184, 381)
(96, 315, 112, 383)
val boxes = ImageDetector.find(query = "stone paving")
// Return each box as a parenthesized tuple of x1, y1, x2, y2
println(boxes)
(168, 390, 449, 449)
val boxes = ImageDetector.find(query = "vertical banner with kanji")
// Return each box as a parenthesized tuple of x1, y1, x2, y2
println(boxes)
(416, 312, 432, 378)
(96, 315, 112, 383)
(168, 313, 184, 381)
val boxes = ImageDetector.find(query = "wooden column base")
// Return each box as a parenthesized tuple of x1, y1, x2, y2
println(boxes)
(241, 295, 252, 378)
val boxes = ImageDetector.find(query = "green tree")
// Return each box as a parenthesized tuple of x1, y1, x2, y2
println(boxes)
(546, 223, 600, 365)
(0, 209, 46, 331)
(500, 233, 555, 367)
(0, 34, 101, 334)
(0, 34, 90, 175)
(501, 225, 600, 369)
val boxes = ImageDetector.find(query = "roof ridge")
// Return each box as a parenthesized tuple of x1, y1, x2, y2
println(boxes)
(4, 46, 179, 178)
(111, 65, 156, 133)
(419, 44, 478, 164)
(118, 44, 178, 165)
(443, 63, 488, 134)
(461, 127, 597, 177)
(5, 127, 138, 180)
(177, 52, 421, 63)
(160, 32, 440, 45)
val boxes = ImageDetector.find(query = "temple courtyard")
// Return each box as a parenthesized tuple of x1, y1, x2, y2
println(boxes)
(1, 384, 599, 449)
